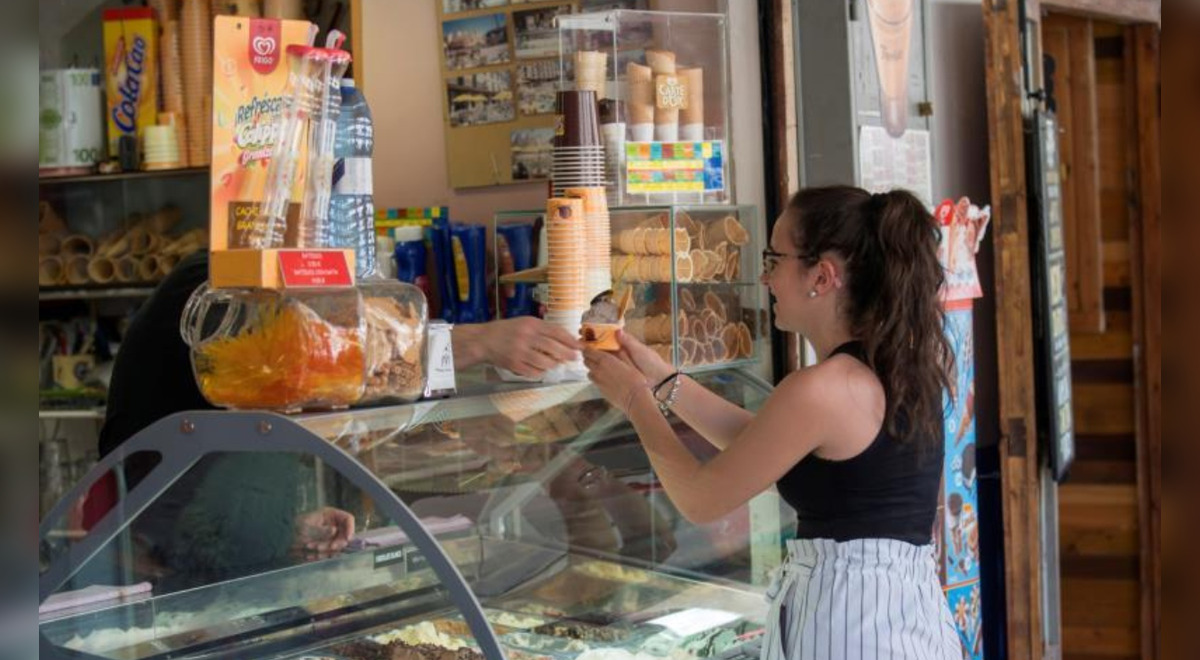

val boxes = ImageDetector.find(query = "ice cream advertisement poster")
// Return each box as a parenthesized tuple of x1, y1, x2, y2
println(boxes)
(942, 309, 979, 585)
(946, 581, 983, 660)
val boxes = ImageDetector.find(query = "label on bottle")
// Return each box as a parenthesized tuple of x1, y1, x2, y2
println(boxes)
(333, 156, 373, 196)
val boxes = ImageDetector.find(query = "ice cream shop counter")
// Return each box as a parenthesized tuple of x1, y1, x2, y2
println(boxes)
(38, 369, 791, 660)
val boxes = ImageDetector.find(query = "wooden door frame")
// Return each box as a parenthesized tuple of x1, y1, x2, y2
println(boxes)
(1128, 23, 1161, 660)
(983, 2, 1159, 659)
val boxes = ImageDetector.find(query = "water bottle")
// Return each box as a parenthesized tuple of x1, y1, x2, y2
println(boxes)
(329, 78, 376, 277)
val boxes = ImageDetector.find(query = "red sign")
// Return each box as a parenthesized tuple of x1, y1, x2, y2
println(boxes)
(278, 250, 353, 288)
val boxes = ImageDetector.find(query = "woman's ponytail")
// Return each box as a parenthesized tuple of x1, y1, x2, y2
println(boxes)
(864, 190, 953, 445)
(786, 186, 953, 448)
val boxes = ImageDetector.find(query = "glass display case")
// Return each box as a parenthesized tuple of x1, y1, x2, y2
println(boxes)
(556, 10, 733, 205)
(494, 205, 765, 372)
(40, 369, 790, 659)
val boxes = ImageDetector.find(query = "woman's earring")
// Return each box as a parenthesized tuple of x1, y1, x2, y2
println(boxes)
(808, 290, 818, 298)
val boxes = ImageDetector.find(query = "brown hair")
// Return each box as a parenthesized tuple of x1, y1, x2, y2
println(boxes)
(786, 185, 953, 447)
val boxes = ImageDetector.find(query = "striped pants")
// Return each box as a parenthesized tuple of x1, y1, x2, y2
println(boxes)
(759, 538, 964, 660)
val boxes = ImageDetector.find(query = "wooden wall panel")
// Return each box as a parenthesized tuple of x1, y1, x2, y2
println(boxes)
(1057, 19, 1145, 660)
(1043, 15, 1105, 333)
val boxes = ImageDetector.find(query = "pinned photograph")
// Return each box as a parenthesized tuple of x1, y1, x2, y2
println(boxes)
(512, 5, 572, 59)
(442, 0, 508, 14)
(511, 127, 555, 180)
(516, 59, 566, 116)
(442, 13, 511, 70)
(446, 71, 515, 128)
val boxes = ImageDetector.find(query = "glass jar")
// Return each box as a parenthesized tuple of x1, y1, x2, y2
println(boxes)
(181, 285, 366, 412)
(357, 278, 429, 405)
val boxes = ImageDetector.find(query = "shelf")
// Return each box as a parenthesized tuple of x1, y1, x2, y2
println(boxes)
(38, 167, 209, 186)
(40, 286, 157, 301)
(39, 408, 105, 420)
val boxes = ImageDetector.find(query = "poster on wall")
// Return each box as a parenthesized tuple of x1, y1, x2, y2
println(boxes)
(858, 125, 933, 209)
(437, 1, 579, 188)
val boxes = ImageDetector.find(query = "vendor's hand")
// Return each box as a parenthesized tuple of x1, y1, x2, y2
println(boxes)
(292, 507, 355, 560)
(616, 330, 674, 386)
(583, 348, 650, 416)
(484, 317, 581, 377)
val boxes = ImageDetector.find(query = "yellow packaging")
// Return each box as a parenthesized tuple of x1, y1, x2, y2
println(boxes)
(103, 8, 158, 158)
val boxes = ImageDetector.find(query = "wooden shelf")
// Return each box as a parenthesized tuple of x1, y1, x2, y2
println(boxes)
(39, 408, 105, 420)
(39, 286, 157, 302)
(38, 167, 209, 186)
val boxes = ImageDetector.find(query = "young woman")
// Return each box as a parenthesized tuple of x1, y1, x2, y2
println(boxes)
(584, 185, 963, 660)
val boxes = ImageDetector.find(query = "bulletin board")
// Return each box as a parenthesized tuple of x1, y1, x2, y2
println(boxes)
(436, 0, 579, 189)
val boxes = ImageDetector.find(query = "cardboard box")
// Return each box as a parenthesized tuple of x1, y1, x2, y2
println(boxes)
(103, 8, 158, 158)
(209, 16, 356, 288)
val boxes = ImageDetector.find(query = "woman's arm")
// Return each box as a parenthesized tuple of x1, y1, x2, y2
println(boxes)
(615, 332, 753, 450)
(662, 375, 755, 450)
(587, 348, 838, 524)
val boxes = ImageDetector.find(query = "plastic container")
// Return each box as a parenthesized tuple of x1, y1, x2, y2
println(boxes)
(357, 278, 429, 405)
(181, 285, 366, 412)
(330, 78, 376, 277)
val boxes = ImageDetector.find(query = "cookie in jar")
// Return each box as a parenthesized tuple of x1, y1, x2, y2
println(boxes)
(358, 279, 429, 405)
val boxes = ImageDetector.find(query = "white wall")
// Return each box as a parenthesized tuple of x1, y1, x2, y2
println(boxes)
(360, 0, 765, 225)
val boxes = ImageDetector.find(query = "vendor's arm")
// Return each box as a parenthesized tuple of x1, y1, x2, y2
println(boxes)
(452, 316, 581, 377)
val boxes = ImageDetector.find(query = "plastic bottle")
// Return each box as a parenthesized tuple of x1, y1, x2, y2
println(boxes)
(329, 77, 376, 277)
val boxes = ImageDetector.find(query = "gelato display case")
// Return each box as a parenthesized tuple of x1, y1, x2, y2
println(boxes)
(556, 10, 734, 206)
(40, 368, 788, 659)
(495, 205, 765, 372)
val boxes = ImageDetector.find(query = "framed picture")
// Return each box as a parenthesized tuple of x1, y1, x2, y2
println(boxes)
(512, 4, 573, 59)
(442, 0, 509, 15)
(510, 127, 555, 180)
(442, 13, 512, 70)
(516, 59, 566, 116)
(445, 71, 515, 127)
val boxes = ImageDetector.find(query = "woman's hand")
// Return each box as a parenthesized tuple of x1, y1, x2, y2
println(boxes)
(583, 348, 651, 416)
(616, 330, 674, 385)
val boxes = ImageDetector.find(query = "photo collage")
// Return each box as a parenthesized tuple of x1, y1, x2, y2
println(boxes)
(439, 1, 579, 181)
(438, 0, 648, 184)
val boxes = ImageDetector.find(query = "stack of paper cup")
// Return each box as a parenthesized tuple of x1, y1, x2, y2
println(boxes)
(545, 198, 588, 335)
(564, 187, 612, 301)
(181, 0, 212, 166)
(143, 124, 182, 170)
(551, 90, 605, 197)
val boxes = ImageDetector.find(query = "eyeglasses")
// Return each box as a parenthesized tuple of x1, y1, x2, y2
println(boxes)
(762, 248, 810, 276)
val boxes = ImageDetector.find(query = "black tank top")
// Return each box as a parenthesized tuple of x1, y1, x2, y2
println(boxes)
(776, 341, 943, 545)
